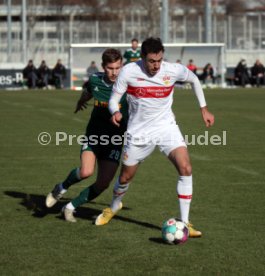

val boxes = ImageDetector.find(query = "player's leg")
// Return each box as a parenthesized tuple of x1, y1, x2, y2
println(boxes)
(63, 160, 119, 222)
(168, 146, 193, 223)
(167, 147, 201, 237)
(111, 163, 139, 211)
(45, 150, 96, 208)
(95, 163, 139, 226)
(95, 142, 156, 226)
(160, 124, 201, 237)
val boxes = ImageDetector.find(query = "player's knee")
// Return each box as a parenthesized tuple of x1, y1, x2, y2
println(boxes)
(119, 173, 133, 184)
(80, 167, 94, 179)
(179, 163, 192, 176)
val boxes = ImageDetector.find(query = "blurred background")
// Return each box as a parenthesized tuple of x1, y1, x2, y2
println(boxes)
(1, 0, 265, 88)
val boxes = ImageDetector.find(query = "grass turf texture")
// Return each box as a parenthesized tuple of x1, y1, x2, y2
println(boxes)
(0, 88, 264, 275)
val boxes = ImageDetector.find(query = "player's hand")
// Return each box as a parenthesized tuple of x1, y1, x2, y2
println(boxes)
(201, 106, 214, 127)
(74, 101, 88, 113)
(111, 111, 123, 127)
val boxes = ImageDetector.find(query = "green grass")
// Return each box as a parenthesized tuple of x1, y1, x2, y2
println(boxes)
(0, 88, 264, 275)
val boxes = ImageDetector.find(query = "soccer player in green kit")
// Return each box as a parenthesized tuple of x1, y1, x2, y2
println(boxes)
(45, 48, 127, 222)
(123, 38, 141, 64)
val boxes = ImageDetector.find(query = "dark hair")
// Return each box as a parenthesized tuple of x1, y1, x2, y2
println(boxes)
(141, 37, 164, 58)
(131, 38, 138, 43)
(102, 48, 122, 66)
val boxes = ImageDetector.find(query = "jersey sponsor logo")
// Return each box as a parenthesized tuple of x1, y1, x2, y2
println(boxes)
(127, 85, 174, 98)
(94, 86, 99, 91)
(135, 87, 146, 97)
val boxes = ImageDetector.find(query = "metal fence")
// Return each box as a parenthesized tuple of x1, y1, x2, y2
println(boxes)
(1, 4, 265, 67)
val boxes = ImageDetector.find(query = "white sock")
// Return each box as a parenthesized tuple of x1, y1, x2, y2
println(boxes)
(110, 178, 130, 212)
(65, 202, 75, 210)
(177, 175, 193, 223)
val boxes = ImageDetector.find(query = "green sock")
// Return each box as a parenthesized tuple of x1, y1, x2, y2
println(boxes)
(62, 168, 82, 189)
(71, 184, 100, 208)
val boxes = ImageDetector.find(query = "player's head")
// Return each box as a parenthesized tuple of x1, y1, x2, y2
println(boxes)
(141, 37, 165, 76)
(102, 48, 123, 83)
(131, 38, 139, 50)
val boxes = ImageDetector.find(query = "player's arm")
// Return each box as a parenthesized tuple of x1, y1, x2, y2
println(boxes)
(108, 67, 128, 127)
(185, 70, 215, 127)
(109, 92, 123, 127)
(74, 81, 93, 113)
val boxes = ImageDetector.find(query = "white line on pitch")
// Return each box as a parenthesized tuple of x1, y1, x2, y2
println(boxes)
(190, 153, 212, 161)
(72, 117, 86, 123)
(230, 165, 259, 176)
(240, 114, 265, 123)
(53, 111, 64, 116)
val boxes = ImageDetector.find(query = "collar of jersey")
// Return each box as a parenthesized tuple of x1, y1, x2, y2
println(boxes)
(102, 75, 113, 87)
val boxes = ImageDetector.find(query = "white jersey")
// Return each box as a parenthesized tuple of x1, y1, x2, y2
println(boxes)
(111, 60, 206, 137)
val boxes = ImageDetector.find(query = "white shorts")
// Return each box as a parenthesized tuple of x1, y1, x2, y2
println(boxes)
(122, 124, 187, 166)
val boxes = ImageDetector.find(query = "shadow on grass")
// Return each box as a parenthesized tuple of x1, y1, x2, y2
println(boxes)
(4, 191, 160, 230)
(149, 237, 168, 245)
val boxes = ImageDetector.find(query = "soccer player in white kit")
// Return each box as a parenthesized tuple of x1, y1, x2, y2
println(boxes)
(95, 37, 214, 237)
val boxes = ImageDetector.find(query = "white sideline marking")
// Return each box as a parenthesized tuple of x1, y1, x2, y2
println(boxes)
(24, 104, 33, 108)
(1, 100, 32, 108)
(230, 165, 259, 176)
(3, 100, 85, 123)
(190, 153, 212, 161)
(72, 117, 86, 123)
(53, 111, 64, 116)
(2, 100, 10, 104)
(39, 108, 49, 112)
(230, 182, 262, 185)
(241, 114, 265, 123)
(11, 102, 21, 106)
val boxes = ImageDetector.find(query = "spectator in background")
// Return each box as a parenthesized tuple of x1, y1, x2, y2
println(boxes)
(251, 59, 265, 87)
(201, 63, 215, 85)
(187, 59, 197, 76)
(86, 61, 99, 78)
(123, 38, 141, 65)
(22, 60, 38, 89)
(38, 60, 50, 89)
(176, 59, 182, 64)
(234, 59, 250, 87)
(52, 59, 66, 88)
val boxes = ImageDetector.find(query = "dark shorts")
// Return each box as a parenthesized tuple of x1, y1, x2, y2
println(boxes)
(81, 120, 126, 164)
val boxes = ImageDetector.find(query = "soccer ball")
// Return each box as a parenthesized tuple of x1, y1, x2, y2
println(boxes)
(162, 218, 189, 245)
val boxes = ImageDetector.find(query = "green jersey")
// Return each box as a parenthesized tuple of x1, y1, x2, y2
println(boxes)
(82, 72, 128, 163)
(85, 72, 128, 122)
(123, 48, 141, 64)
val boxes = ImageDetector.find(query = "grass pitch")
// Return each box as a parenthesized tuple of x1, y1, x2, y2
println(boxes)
(0, 88, 264, 275)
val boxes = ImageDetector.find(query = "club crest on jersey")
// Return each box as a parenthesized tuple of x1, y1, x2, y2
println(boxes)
(163, 75, 171, 85)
